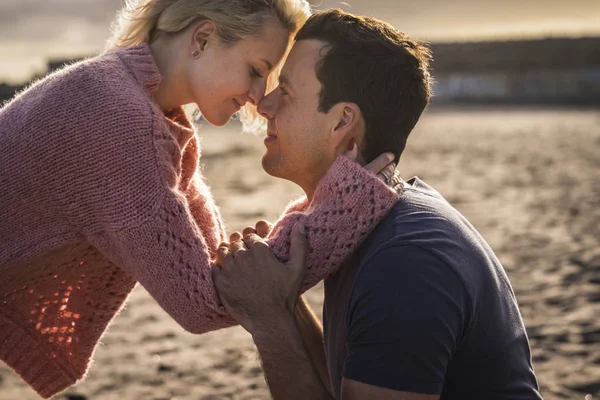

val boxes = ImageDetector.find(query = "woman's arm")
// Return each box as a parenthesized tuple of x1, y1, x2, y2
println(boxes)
(88, 152, 396, 335)
(267, 156, 400, 293)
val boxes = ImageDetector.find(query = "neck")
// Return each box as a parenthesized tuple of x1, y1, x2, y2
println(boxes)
(297, 165, 330, 204)
(150, 38, 190, 111)
(304, 186, 317, 203)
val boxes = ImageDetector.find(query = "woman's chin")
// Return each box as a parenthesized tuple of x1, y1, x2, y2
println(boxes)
(202, 112, 233, 127)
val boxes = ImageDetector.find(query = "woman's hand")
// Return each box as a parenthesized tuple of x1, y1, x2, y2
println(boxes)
(241, 220, 272, 239)
(365, 153, 396, 184)
(221, 220, 273, 258)
(344, 142, 400, 189)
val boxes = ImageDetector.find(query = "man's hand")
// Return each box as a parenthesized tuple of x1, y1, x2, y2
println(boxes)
(213, 223, 307, 335)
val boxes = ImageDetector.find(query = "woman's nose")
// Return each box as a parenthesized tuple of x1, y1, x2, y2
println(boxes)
(248, 79, 268, 106)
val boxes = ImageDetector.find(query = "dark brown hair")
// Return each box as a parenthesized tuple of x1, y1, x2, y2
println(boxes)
(295, 9, 432, 163)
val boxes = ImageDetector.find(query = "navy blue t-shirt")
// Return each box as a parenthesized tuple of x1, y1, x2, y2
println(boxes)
(323, 178, 542, 399)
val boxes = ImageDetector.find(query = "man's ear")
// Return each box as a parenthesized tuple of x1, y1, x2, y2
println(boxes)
(190, 20, 217, 54)
(330, 103, 363, 152)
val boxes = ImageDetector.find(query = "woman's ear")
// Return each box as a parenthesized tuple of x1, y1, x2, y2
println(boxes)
(190, 20, 217, 55)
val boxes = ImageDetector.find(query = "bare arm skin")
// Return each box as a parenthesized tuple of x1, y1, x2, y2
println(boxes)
(295, 295, 333, 396)
(241, 222, 333, 396)
(252, 309, 334, 400)
(342, 379, 440, 400)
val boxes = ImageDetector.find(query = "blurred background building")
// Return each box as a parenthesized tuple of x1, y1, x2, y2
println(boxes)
(1, 0, 599, 106)
(430, 37, 600, 104)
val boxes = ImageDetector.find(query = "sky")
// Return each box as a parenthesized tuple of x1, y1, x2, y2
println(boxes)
(1, 0, 599, 83)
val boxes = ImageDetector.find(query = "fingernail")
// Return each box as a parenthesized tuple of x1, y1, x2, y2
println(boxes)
(387, 153, 395, 162)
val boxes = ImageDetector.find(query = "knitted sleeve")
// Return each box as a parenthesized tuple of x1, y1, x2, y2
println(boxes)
(178, 135, 227, 254)
(266, 156, 400, 293)
(88, 190, 237, 334)
(87, 156, 398, 334)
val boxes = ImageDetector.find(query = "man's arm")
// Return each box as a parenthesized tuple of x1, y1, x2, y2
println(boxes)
(295, 295, 333, 396)
(242, 222, 333, 395)
(341, 379, 439, 400)
(213, 224, 333, 400)
(252, 306, 334, 400)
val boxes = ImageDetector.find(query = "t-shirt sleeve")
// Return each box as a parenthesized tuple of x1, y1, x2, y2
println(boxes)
(344, 245, 469, 394)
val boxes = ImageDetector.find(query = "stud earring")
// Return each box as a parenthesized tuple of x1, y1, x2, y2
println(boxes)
(192, 50, 199, 58)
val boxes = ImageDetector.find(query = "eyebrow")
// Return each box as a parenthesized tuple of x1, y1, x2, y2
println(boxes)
(261, 59, 273, 71)
(278, 74, 294, 91)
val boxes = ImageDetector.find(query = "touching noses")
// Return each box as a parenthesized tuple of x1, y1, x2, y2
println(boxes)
(257, 91, 278, 121)
(247, 78, 268, 106)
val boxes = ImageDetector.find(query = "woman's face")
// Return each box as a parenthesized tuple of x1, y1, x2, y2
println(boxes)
(187, 18, 290, 127)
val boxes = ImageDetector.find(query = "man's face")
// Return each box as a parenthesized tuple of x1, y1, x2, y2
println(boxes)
(257, 40, 337, 193)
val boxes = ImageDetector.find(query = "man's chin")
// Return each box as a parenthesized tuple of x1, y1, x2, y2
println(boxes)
(261, 155, 281, 178)
(262, 154, 296, 182)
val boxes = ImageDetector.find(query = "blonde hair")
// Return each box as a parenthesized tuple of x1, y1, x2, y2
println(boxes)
(106, 0, 311, 132)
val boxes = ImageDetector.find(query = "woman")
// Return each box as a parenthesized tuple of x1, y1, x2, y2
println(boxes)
(0, 0, 399, 397)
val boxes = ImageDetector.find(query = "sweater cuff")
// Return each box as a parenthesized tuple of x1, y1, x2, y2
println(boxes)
(265, 156, 401, 294)
(301, 156, 400, 289)
(310, 155, 400, 215)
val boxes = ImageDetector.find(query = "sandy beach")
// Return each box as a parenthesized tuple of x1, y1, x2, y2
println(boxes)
(1, 106, 599, 400)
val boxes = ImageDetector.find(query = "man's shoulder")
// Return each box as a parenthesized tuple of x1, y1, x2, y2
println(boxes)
(353, 177, 502, 300)
(356, 178, 462, 259)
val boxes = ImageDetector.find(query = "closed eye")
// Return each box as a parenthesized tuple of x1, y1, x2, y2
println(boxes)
(251, 67, 264, 79)
(279, 86, 289, 96)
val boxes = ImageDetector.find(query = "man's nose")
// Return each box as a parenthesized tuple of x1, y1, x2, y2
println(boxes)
(257, 92, 277, 120)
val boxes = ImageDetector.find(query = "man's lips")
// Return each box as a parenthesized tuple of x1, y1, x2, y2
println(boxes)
(266, 124, 278, 138)
(265, 129, 278, 145)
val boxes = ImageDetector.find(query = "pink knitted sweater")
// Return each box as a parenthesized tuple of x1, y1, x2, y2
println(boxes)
(0, 44, 399, 398)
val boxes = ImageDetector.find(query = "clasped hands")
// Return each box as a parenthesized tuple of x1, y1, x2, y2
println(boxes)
(212, 151, 398, 335)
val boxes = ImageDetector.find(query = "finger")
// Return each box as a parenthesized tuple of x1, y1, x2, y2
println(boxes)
(229, 231, 242, 243)
(365, 152, 395, 175)
(243, 232, 267, 249)
(390, 170, 403, 189)
(216, 245, 232, 266)
(288, 222, 308, 272)
(242, 226, 257, 237)
(255, 220, 272, 238)
(218, 241, 230, 249)
(376, 161, 396, 183)
(230, 239, 247, 255)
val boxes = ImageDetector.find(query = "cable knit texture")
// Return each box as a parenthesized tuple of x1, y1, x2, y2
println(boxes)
(0, 43, 400, 398)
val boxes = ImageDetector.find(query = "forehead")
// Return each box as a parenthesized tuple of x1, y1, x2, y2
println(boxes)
(237, 19, 290, 62)
(280, 40, 328, 89)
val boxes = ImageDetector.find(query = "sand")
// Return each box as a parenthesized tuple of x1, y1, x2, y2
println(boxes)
(1, 106, 599, 400)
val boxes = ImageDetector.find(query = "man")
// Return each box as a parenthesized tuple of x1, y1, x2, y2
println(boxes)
(213, 9, 542, 400)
